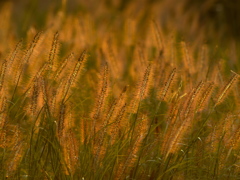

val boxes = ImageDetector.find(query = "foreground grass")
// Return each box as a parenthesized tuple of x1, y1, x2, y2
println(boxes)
(0, 2, 240, 180)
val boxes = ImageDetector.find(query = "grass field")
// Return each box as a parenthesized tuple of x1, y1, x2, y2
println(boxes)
(1, 1, 240, 179)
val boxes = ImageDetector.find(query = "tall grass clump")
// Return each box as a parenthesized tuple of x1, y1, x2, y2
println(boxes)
(1, 1, 240, 179)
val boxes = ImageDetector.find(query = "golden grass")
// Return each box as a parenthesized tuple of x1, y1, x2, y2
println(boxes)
(0, 1, 240, 179)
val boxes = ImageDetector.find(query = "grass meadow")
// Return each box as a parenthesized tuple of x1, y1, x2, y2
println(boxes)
(1, 1, 240, 179)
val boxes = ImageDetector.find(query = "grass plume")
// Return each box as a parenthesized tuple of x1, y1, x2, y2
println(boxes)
(1, 3, 240, 179)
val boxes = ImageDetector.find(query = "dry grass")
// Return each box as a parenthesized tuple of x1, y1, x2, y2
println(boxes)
(0, 1, 240, 179)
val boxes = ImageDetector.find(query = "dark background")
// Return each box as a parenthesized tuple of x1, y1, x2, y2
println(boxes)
(1, 0, 240, 45)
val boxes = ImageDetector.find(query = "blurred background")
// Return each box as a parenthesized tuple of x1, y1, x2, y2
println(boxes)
(1, 0, 239, 43)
